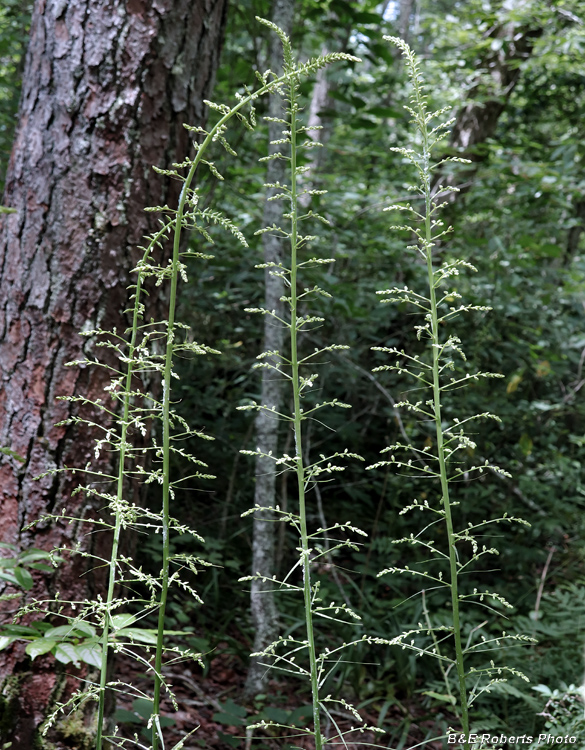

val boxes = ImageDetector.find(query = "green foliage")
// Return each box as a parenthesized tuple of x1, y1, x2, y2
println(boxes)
(2, 2, 585, 747)
(164, 1, 585, 743)
(0, 0, 32, 194)
(0, 543, 59, 594)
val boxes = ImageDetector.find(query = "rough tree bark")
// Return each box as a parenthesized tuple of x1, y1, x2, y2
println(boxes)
(244, 0, 294, 698)
(0, 0, 227, 746)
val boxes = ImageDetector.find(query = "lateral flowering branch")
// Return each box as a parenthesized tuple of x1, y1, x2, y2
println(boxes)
(369, 36, 533, 748)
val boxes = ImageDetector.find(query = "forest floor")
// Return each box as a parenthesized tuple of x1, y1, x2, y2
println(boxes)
(115, 634, 449, 750)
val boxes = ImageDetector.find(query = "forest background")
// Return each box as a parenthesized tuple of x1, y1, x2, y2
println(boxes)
(0, 0, 585, 748)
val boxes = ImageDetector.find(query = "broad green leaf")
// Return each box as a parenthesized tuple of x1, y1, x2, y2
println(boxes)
(262, 707, 289, 723)
(54, 643, 79, 664)
(353, 11, 382, 24)
(0, 636, 16, 650)
(115, 708, 142, 724)
(44, 624, 79, 639)
(213, 698, 247, 726)
(26, 639, 57, 659)
(214, 713, 246, 727)
(519, 433, 533, 456)
(0, 625, 37, 636)
(286, 705, 312, 727)
(217, 732, 240, 748)
(111, 613, 137, 629)
(132, 698, 154, 719)
(12, 566, 33, 590)
(113, 627, 158, 645)
(27, 563, 52, 573)
(366, 106, 401, 119)
(74, 643, 102, 668)
(19, 550, 52, 563)
(69, 620, 96, 638)
(31, 621, 53, 633)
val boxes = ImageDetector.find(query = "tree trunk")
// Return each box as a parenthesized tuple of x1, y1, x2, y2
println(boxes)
(244, 0, 294, 699)
(437, 8, 542, 196)
(296, 46, 330, 208)
(0, 0, 227, 746)
(449, 26, 541, 155)
(565, 199, 585, 264)
(398, 0, 413, 44)
(425, 2, 542, 205)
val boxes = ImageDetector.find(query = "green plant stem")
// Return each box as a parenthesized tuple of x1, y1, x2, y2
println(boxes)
(288, 92, 323, 750)
(150, 74, 289, 750)
(95, 341, 134, 750)
(96, 230, 166, 750)
(423, 145, 469, 744)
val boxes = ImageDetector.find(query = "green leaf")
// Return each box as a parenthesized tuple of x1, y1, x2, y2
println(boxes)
(519, 433, 533, 456)
(286, 705, 312, 727)
(111, 613, 137, 629)
(217, 732, 240, 748)
(54, 643, 79, 664)
(262, 707, 290, 723)
(30, 621, 53, 633)
(213, 699, 247, 726)
(12, 566, 33, 590)
(213, 713, 246, 726)
(0, 636, 16, 651)
(422, 691, 456, 705)
(132, 698, 154, 719)
(19, 550, 52, 563)
(0, 446, 24, 460)
(44, 624, 81, 639)
(114, 627, 158, 645)
(353, 11, 383, 24)
(25, 639, 57, 660)
(74, 643, 102, 668)
(366, 106, 401, 119)
(70, 620, 96, 638)
(114, 708, 142, 725)
(27, 563, 52, 573)
(0, 625, 37, 636)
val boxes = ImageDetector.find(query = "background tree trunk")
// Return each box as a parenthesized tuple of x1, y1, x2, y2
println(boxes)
(0, 0, 227, 746)
(436, 8, 542, 198)
(244, 0, 294, 699)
